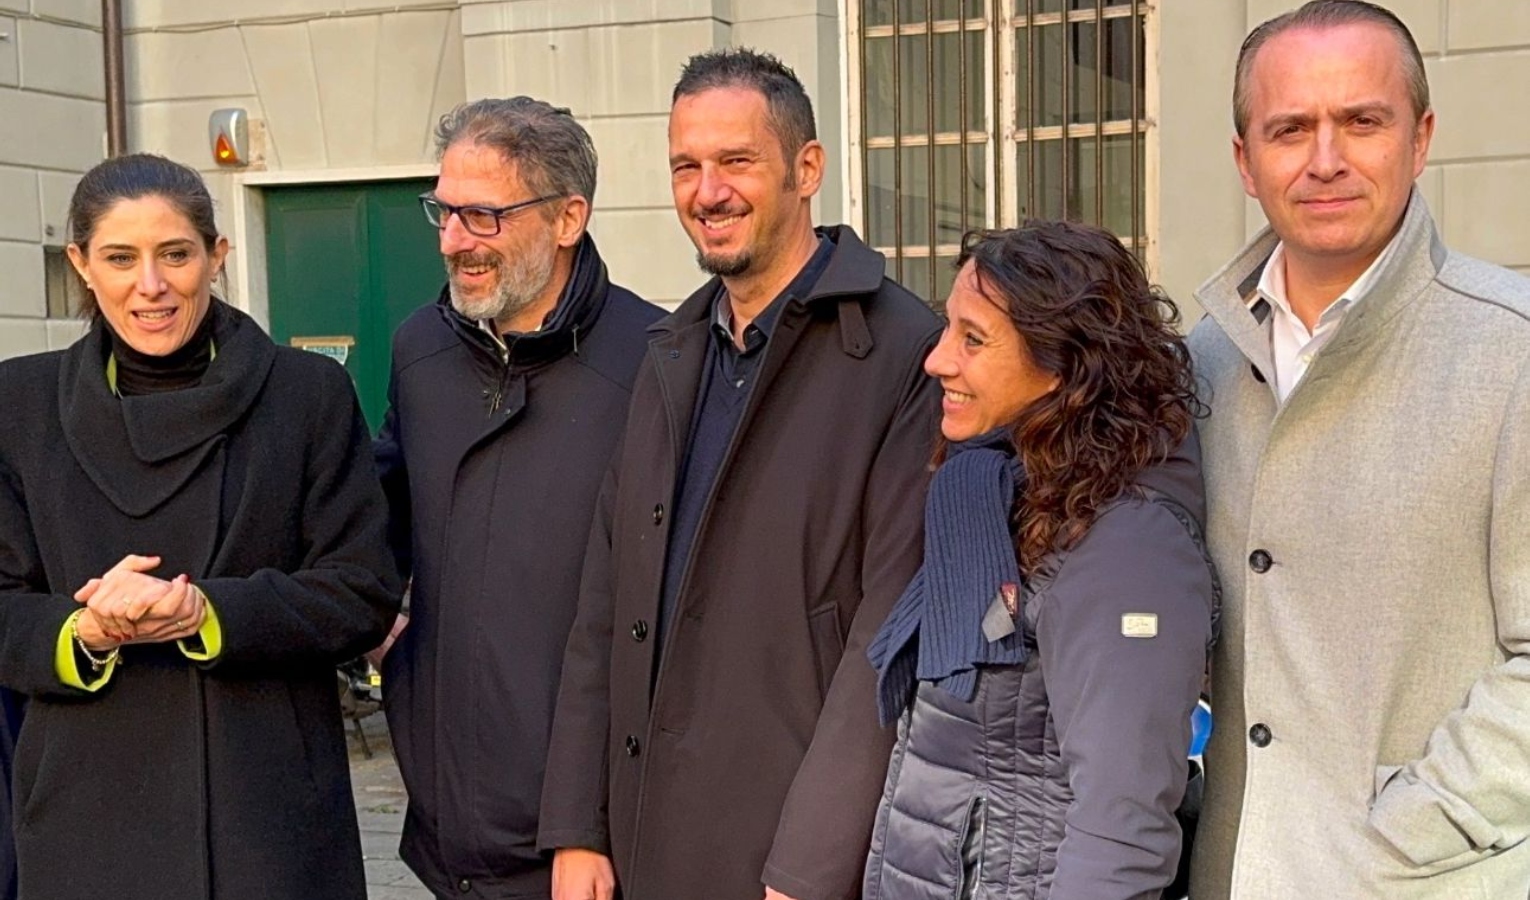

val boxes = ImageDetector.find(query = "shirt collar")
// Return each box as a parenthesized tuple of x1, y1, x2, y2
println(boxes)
(710, 234, 833, 354)
(1254, 224, 1407, 327)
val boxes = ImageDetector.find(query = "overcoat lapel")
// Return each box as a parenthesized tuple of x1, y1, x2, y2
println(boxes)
(648, 319, 711, 477)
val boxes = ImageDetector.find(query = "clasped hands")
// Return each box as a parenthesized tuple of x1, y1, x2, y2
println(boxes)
(72, 554, 206, 652)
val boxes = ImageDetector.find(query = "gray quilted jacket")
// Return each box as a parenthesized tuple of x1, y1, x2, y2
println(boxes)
(863, 435, 1219, 900)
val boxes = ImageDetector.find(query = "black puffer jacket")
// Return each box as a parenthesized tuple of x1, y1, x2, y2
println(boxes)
(863, 433, 1219, 900)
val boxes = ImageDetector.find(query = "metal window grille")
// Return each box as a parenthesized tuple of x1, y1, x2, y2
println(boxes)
(850, 0, 1149, 308)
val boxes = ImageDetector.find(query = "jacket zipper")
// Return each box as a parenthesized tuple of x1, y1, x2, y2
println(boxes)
(488, 342, 511, 414)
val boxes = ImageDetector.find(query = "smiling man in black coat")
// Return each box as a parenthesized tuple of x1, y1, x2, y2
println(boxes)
(374, 97, 662, 900)
(540, 50, 941, 900)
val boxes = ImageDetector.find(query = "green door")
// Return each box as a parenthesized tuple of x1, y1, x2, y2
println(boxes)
(264, 179, 443, 431)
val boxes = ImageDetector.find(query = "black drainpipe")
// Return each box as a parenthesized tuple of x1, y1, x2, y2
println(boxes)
(103, 0, 127, 156)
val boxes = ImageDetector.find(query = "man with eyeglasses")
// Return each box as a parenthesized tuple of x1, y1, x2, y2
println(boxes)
(373, 97, 661, 900)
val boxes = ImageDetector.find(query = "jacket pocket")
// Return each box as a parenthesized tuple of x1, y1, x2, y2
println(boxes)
(806, 603, 845, 698)
(957, 794, 987, 900)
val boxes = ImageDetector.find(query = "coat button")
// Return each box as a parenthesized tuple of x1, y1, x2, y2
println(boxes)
(1248, 549, 1273, 573)
(625, 735, 641, 757)
(631, 620, 649, 642)
(1249, 723, 1273, 748)
(653, 503, 664, 525)
(457, 878, 472, 893)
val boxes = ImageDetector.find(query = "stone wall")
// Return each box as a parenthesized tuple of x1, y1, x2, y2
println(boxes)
(0, 0, 104, 356)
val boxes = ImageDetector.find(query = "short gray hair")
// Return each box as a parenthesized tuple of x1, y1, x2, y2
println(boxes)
(434, 97, 598, 205)
(1234, 0, 1429, 138)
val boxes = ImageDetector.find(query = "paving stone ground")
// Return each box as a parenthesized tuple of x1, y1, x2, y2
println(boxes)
(347, 713, 434, 900)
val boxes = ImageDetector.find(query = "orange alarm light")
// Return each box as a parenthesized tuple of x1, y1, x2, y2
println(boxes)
(208, 108, 249, 167)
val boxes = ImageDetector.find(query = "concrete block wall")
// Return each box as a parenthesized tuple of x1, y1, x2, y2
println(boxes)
(461, 0, 845, 307)
(118, 1, 465, 328)
(0, 0, 103, 359)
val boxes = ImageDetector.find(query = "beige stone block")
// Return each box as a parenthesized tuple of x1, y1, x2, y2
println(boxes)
(1157, 0, 1247, 303)
(588, 207, 701, 304)
(588, 19, 728, 117)
(46, 317, 87, 349)
(0, 3, 23, 16)
(425, 10, 466, 157)
(1427, 51, 1530, 163)
(462, 0, 728, 36)
(201, 171, 238, 237)
(376, 11, 455, 166)
(1243, 195, 1268, 243)
(464, 30, 593, 114)
(732, 0, 836, 23)
(127, 28, 254, 104)
(0, 317, 49, 360)
(241, 24, 322, 169)
(1415, 164, 1442, 220)
(1447, 2, 1530, 51)
(32, 0, 100, 27)
(0, 241, 45, 316)
(1440, 160, 1530, 269)
(310, 15, 383, 168)
(0, 166, 39, 242)
(125, 0, 337, 30)
(586, 115, 673, 209)
(19, 19, 103, 100)
(38, 170, 79, 243)
(354, 0, 459, 7)
(128, 28, 253, 104)
(0, 88, 105, 171)
(128, 96, 265, 169)
(0, 17, 17, 88)
(1244, 0, 1441, 54)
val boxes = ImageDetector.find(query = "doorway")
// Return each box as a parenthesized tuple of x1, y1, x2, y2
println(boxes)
(263, 179, 443, 431)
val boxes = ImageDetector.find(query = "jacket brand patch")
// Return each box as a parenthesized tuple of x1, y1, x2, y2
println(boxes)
(1121, 613, 1158, 638)
(1000, 582, 1018, 618)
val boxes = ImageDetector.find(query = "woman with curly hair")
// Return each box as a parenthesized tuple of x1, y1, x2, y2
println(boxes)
(863, 220, 1219, 900)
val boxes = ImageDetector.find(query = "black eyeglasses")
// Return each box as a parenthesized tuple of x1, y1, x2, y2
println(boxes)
(419, 193, 562, 237)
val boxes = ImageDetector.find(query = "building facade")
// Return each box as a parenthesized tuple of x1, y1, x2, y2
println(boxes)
(1, 0, 1527, 365)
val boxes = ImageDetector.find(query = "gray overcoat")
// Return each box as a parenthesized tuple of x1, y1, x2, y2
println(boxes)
(1187, 192, 1530, 899)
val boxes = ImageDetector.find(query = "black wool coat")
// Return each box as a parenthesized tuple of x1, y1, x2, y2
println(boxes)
(0, 305, 401, 900)
(376, 237, 662, 900)
(540, 226, 943, 900)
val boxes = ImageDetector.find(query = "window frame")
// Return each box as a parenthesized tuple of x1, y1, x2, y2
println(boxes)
(844, 0, 1161, 299)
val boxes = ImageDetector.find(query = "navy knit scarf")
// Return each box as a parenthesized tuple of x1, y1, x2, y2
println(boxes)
(868, 431, 1027, 725)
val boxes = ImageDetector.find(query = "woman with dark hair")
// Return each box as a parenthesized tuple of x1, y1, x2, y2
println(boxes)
(863, 221, 1219, 900)
(0, 153, 400, 900)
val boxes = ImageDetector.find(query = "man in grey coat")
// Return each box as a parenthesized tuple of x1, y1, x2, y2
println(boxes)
(1188, 2, 1530, 897)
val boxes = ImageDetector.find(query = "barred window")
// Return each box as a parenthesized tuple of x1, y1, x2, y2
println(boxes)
(850, 0, 1149, 308)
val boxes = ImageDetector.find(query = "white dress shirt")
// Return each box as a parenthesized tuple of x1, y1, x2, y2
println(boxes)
(1255, 230, 1405, 403)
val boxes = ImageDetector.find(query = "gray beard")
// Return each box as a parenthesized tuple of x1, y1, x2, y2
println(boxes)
(446, 249, 554, 327)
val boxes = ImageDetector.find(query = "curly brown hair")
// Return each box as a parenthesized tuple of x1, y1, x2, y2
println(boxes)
(955, 221, 1200, 573)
